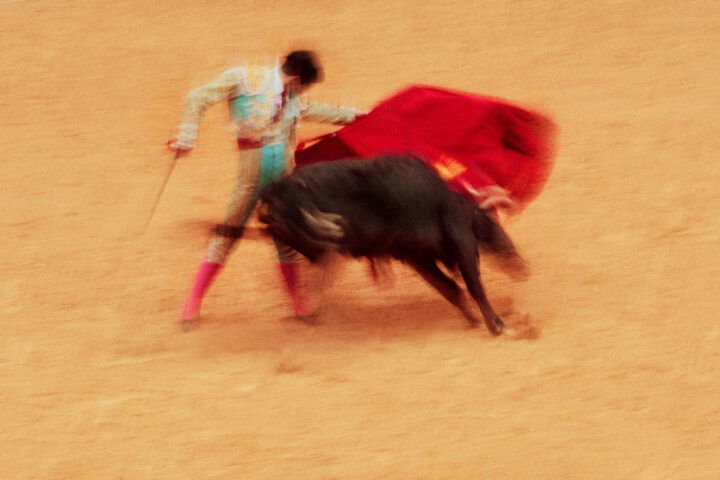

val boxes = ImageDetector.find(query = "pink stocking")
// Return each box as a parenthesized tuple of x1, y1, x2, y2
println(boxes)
(181, 261, 223, 321)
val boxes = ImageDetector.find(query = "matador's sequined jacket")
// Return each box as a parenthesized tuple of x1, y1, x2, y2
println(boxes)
(174, 63, 361, 151)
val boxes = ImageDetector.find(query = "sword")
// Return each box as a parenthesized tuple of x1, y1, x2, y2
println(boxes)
(142, 149, 182, 233)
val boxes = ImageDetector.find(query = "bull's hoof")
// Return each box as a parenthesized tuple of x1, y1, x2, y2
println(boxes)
(485, 318, 507, 336)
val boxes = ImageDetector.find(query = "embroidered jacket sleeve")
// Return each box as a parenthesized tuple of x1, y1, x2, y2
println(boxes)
(299, 101, 362, 125)
(175, 68, 244, 149)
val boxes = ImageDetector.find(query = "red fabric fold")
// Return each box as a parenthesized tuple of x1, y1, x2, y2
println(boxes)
(296, 85, 556, 210)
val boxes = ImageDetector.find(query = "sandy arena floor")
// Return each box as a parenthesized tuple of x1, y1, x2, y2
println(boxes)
(1, 1, 719, 478)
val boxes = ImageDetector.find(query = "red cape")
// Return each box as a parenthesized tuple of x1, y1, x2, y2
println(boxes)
(296, 85, 557, 211)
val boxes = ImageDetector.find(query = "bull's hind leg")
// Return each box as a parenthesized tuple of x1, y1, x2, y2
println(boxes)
(456, 254, 506, 336)
(408, 259, 482, 329)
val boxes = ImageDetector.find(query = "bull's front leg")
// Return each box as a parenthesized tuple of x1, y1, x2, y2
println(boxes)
(408, 259, 482, 329)
(456, 254, 506, 336)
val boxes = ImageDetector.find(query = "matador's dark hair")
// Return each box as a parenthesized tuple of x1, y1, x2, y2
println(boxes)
(282, 50, 323, 86)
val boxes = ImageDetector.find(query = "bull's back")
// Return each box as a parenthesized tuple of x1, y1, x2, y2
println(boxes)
(296, 156, 453, 214)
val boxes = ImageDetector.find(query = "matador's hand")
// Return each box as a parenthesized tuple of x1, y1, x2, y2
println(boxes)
(166, 139, 192, 158)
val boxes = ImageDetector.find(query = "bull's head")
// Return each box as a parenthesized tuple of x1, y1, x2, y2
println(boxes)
(258, 178, 347, 262)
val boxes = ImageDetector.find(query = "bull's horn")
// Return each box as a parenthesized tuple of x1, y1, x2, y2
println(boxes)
(301, 208, 345, 241)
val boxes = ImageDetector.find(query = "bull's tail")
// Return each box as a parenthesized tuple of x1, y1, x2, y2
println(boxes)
(473, 209, 530, 281)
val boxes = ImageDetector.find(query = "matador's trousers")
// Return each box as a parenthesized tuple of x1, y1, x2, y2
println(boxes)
(204, 143, 300, 264)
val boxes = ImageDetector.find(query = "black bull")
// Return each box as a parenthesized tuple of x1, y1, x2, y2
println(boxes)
(255, 155, 528, 335)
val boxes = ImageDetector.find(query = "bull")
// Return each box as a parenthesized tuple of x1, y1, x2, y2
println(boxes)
(256, 155, 529, 336)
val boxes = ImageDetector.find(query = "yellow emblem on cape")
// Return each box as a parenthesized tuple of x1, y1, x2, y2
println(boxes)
(432, 154, 466, 180)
